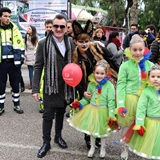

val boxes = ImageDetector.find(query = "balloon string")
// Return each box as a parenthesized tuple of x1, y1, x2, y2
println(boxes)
(73, 87, 76, 101)
(73, 87, 75, 117)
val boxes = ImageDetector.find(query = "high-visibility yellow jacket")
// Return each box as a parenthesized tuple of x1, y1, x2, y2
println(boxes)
(0, 21, 24, 66)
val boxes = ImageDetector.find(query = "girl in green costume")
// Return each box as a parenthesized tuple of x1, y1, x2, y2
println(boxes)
(123, 64, 160, 160)
(68, 60, 116, 159)
(116, 35, 153, 160)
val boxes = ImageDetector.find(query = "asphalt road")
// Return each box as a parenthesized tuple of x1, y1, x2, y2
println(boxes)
(1, 65, 143, 160)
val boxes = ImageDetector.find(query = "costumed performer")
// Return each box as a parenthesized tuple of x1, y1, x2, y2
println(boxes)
(71, 19, 119, 149)
(123, 64, 160, 160)
(116, 35, 153, 160)
(68, 60, 117, 158)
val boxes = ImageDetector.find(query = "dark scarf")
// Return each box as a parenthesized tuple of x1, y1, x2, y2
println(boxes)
(111, 38, 121, 50)
(44, 31, 72, 101)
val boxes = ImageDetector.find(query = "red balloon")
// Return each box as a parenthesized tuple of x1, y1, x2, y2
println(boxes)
(62, 63, 82, 87)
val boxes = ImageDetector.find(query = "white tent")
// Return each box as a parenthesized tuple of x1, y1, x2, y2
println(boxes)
(71, 8, 93, 19)
(69, 4, 108, 24)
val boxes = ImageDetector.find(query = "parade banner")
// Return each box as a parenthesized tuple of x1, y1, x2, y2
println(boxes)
(2, 0, 68, 37)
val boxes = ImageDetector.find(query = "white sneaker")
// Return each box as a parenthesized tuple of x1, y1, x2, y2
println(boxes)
(120, 149, 128, 160)
(99, 146, 106, 159)
(87, 147, 95, 158)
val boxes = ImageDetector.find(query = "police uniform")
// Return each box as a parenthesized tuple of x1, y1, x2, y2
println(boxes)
(0, 21, 25, 115)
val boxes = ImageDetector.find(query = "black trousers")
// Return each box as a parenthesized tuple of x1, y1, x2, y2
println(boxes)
(20, 74, 24, 87)
(42, 106, 66, 144)
(0, 62, 21, 108)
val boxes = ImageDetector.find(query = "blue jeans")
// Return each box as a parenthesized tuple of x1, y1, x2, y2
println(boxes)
(27, 65, 34, 83)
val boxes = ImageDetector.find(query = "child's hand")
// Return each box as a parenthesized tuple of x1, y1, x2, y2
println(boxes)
(118, 107, 127, 117)
(84, 91, 92, 99)
(108, 119, 114, 127)
(72, 101, 80, 109)
(137, 126, 146, 136)
(107, 117, 117, 127)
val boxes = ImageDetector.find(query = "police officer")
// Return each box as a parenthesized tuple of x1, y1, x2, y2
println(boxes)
(0, 7, 25, 115)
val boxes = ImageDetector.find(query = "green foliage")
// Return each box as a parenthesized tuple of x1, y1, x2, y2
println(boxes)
(138, 0, 160, 30)
(72, 0, 160, 32)
(73, 0, 125, 27)
(97, 0, 125, 27)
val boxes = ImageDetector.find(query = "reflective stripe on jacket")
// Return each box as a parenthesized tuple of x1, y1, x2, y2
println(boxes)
(0, 21, 24, 66)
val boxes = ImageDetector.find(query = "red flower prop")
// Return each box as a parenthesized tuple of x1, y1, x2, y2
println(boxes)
(137, 126, 145, 136)
(71, 101, 80, 109)
(108, 120, 114, 127)
(118, 107, 127, 115)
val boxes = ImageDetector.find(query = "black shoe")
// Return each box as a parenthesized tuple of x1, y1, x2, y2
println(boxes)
(0, 108, 5, 116)
(54, 136, 68, 149)
(85, 139, 100, 149)
(37, 143, 51, 158)
(95, 138, 101, 148)
(86, 140, 91, 149)
(84, 134, 91, 149)
(21, 86, 25, 92)
(14, 106, 24, 114)
(66, 112, 70, 118)
(39, 109, 45, 113)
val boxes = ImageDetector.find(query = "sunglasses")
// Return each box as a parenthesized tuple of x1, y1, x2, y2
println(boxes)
(53, 24, 66, 29)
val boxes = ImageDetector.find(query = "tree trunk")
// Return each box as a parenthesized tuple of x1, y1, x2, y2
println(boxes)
(129, 0, 138, 27)
(111, 2, 116, 26)
(125, 0, 138, 33)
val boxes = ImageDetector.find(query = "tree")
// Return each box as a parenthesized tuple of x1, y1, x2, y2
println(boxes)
(138, 0, 160, 31)
(100, 0, 125, 27)
(72, 0, 160, 36)
(130, 0, 138, 25)
(125, 0, 133, 32)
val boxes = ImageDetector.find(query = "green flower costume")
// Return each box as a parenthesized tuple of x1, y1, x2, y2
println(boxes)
(68, 74, 116, 138)
(128, 82, 160, 159)
(116, 48, 153, 127)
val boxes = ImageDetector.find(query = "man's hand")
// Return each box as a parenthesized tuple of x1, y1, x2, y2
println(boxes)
(32, 93, 40, 102)
(84, 91, 92, 99)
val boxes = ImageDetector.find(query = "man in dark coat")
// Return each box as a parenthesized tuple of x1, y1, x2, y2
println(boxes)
(122, 23, 138, 50)
(32, 14, 75, 158)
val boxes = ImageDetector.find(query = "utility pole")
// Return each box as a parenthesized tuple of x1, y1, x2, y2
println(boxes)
(68, 0, 72, 19)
